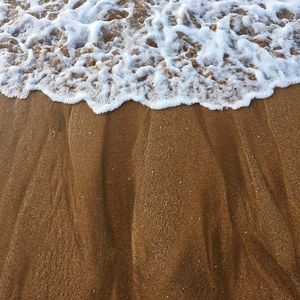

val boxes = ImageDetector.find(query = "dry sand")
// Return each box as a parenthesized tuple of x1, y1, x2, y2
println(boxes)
(0, 86, 300, 299)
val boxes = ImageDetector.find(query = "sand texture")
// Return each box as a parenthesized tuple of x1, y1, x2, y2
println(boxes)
(0, 86, 300, 299)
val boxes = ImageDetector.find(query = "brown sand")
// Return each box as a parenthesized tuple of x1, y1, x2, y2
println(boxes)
(0, 86, 300, 299)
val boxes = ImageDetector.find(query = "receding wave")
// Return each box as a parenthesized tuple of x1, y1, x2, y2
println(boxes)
(0, 0, 300, 113)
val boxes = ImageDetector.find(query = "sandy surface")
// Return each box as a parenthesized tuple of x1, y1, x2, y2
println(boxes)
(0, 86, 300, 299)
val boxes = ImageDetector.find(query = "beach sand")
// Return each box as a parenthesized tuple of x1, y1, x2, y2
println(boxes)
(0, 86, 300, 299)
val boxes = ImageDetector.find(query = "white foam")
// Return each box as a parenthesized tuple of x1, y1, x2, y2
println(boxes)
(0, 0, 300, 113)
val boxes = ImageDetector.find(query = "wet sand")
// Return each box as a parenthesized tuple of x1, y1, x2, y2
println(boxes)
(0, 86, 300, 299)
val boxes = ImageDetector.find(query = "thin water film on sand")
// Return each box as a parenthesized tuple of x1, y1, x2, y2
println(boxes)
(0, 0, 300, 112)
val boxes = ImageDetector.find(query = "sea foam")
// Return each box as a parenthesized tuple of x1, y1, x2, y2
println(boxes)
(0, 0, 300, 113)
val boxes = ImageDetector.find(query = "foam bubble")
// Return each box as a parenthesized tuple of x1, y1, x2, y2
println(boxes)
(0, 0, 300, 113)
